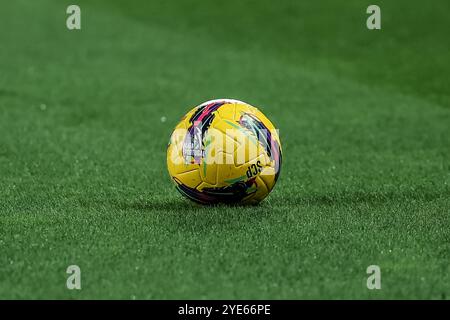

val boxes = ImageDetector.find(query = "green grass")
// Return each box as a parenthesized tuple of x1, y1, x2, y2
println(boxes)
(0, 0, 449, 299)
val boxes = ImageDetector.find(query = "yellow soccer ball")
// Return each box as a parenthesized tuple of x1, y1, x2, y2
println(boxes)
(167, 99, 282, 205)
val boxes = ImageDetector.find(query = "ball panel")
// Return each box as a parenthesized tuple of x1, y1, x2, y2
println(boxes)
(173, 168, 202, 189)
(215, 103, 236, 122)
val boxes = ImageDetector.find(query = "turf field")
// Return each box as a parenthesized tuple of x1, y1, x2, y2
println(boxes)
(0, 0, 449, 299)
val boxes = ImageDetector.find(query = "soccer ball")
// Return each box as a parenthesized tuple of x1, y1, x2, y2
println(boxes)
(166, 99, 282, 205)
